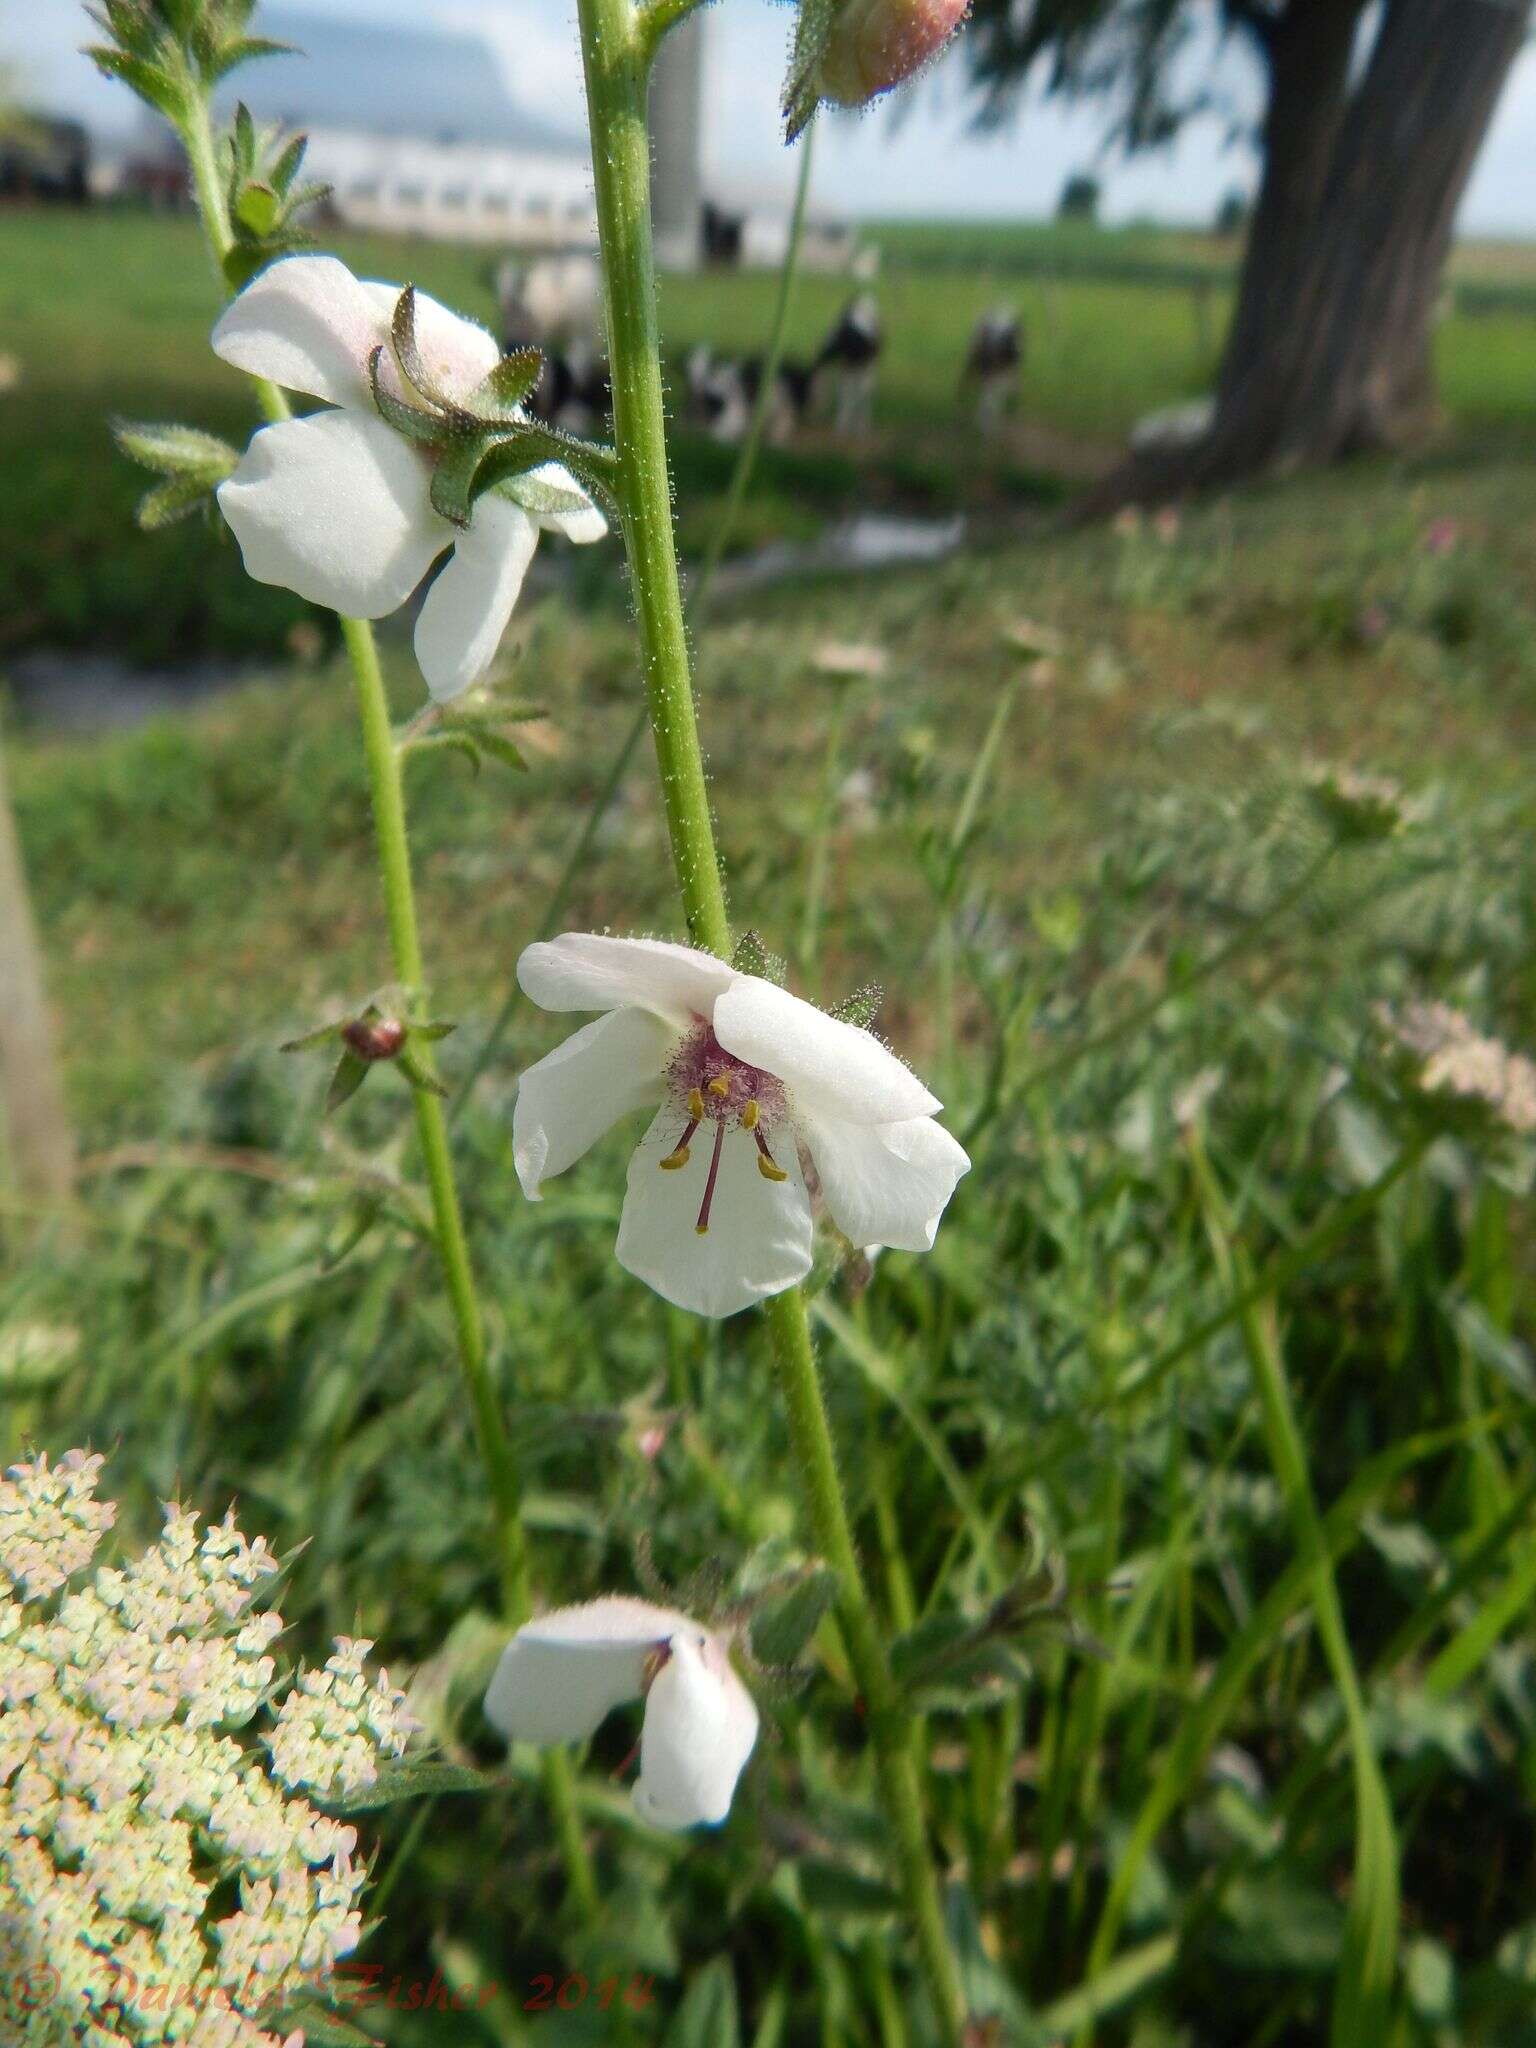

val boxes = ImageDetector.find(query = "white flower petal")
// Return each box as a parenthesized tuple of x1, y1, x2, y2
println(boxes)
(217, 410, 448, 617)
(413, 496, 538, 703)
(360, 281, 501, 404)
(524, 462, 608, 544)
(213, 254, 392, 409)
(797, 1109, 970, 1253)
(513, 1008, 674, 1199)
(518, 933, 735, 1029)
(484, 1596, 689, 1746)
(616, 1108, 813, 1319)
(713, 975, 940, 1126)
(634, 1632, 759, 1830)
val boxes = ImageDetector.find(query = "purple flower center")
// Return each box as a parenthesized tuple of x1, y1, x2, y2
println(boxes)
(659, 1023, 791, 1234)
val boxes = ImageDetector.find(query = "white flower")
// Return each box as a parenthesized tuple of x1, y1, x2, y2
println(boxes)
(211, 255, 605, 702)
(512, 933, 970, 1318)
(484, 1596, 758, 1830)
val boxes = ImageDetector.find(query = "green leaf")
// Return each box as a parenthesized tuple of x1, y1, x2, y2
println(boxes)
(750, 1567, 839, 1666)
(204, 34, 293, 83)
(664, 1959, 739, 2048)
(87, 46, 187, 121)
(326, 1758, 497, 1812)
(114, 419, 239, 481)
(325, 1050, 371, 1115)
(796, 1859, 901, 1920)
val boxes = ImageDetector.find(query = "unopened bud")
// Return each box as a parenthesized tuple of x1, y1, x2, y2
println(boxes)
(341, 1017, 407, 1063)
(814, 0, 970, 107)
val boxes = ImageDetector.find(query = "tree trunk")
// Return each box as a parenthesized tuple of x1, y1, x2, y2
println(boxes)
(0, 733, 74, 1207)
(1087, 0, 1531, 506)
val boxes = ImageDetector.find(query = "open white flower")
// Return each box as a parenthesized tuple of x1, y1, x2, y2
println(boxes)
(211, 254, 605, 702)
(484, 1596, 759, 1830)
(513, 933, 970, 1318)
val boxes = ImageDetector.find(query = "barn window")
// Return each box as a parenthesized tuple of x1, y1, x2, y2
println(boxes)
(484, 192, 510, 214)
(525, 194, 551, 219)
(441, 185, 469, 209)
(395, 184, 425, 207)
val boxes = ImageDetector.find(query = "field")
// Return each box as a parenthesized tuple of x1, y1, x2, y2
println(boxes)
(4, 199, 1536, 2048)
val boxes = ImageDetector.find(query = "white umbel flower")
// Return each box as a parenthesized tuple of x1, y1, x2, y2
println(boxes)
(484, 1596, 759, 1830)
(513, 933, 970, 1318)
(211, 254, 605, 702)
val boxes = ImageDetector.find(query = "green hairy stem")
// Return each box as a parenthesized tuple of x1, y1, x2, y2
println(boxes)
(177, 84, 597, 1920)
(573, 0, 968, 2036)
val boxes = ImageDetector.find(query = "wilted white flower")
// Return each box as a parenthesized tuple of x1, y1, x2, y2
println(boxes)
(484, 1596, 758, 1830)
(0, 1450, 414, 2047)
(212, 255, 605, 702)
(512, 934, 969, 1318)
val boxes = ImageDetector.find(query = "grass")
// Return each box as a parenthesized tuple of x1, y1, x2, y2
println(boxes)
(2, 206, 1533, 660)
(4, 198, 1536, 2048)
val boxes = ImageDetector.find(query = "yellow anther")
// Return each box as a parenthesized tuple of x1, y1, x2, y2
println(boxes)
(687, 1087, 705, 1119)
(695, 1222, 710, 1235)
(741, 1098, 760, 1131)
(660, 1146, 691, 1171)
(757, 1155, 789, 1183)
(707, 1076, 731, 1098)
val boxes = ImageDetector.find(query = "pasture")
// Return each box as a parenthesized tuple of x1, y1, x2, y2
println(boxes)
(3, 196, 1536, 2047)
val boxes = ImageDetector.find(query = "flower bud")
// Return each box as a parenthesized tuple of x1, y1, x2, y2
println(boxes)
(341, 1016, 407, 1063)
(813, 0, 970, 108)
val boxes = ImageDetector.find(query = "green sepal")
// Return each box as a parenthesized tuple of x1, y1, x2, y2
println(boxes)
(391, 285, 452, 411)
(410, 1020, 458, 1043)
(230, 99, 257, 177)
(499, 470, 592, 521)
(325, 1050, 371, 1115)
(135, 475, 216, 531)
(269, 130, 307, 196)
(471, 730, 529, 775)
(86, 46, 186, 122)
(732, 930, 769, 977)
(113, 419, 239, 480)
(830, 981, 882, 1029)
(428, 427, 496, 528)
(203, 34, 293, 84)
(367, 347, 446, 446)
(280, 1020, 342, 1053)
(396, 1044, 448, 1098)
(750, 1566, 840, 1666)
(234, 179, 279, 236)
(471, 347, 543, 420)
(781, 0, 837, 141)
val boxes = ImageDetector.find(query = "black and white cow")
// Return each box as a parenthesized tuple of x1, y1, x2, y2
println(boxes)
(814, 292, 881, 433)
(961, 306, 1022, 427)
(682, 347, 817, 446)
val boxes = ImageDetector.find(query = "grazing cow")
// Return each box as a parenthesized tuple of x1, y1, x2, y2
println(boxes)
(524, 336, 612, 437)
(814, 292, 881, 433)
(491, 252, 604, 353)
(682, 347, 816, 445)
(962, 306, 1022, 428)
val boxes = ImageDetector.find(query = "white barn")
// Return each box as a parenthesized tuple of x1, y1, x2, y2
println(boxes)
(210, 9, 596, 249)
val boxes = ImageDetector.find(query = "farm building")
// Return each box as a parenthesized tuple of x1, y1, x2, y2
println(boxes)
(122, 7, 596, 247)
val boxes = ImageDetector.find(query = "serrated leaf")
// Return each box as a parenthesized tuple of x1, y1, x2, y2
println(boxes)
(114, 419, 239, 480)
(326, 1758, 497, 1812)
(325, 1050, 370, 1115)
(830, 981, 882, 1029)
(750, 1567, 840, 1666)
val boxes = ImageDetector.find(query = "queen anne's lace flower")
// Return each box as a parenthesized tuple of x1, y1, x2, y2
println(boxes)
(513, 933, 970, 1317)
(1382, 1001, 1536, 1136)
(212, 255, 605, 703)
(0, 1451, 416, 2047)
(485, 1596, 759, 1830)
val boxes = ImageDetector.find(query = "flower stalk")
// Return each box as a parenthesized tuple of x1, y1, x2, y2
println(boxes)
(176, 85, 596, 1920)
(574, 0, 966, 2033)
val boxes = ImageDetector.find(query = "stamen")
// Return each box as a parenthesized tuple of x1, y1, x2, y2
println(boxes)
(754, 1128, 789, 1182)
(740, 1098, 760, 1130)
(660, 1116, 699, 1170)
(707, 1077, 731, 1098)
(695, 1118, 727, 1233)
(688, 1087, 705, 1120)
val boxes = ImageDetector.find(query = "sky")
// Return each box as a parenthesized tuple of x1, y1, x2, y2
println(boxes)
(8, 0, 1536, 232)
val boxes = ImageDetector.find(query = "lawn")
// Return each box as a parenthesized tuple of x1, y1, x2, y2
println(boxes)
(4, 194, 1536, 2048)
